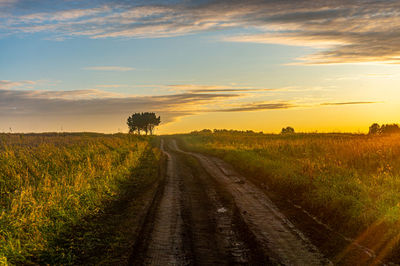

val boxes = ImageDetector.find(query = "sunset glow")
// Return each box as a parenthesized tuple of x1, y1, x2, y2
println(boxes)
(3, 2, 400, 264)
(1, 0, 399, 133)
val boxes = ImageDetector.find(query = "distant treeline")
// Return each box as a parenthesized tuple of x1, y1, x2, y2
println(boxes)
(190, 128, 297, 135)
(369, 123, 400, 135)
(190, 129, 264, 135)
(192, 124, 400, 136)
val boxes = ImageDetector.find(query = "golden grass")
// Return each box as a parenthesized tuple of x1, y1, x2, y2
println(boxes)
(0, 133, 159, 264)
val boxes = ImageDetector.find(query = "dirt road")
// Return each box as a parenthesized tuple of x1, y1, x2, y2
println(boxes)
(130, 139, 331, 265)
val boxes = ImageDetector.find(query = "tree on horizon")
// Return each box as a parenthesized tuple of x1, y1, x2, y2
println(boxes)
(368, 123, 380, 134)
(369, 123, 400, 135)
(281, 126, 295, 134)
(127, 112, 161, 135)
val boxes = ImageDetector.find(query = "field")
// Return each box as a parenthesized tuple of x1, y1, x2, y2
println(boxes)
(0, 133, 161, 265)
(2, 131, 400, 264)
(180, 131, 400, 262)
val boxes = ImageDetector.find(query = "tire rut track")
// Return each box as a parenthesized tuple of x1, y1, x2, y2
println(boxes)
(177, 151, 227, 265)
(170, 139, 331, 265)
(131, 138, 330, 265)
(137, 139, 191, 265)
(174, 149, 268, 265)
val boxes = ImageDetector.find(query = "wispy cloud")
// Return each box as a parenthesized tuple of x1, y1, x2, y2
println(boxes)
(321, 101, 379, 106)
(0, 87, 242, 125)
(212, 101, 295, 112)
(84, 66, 135, 71)
(0, 81, 382, 132)
(166, 84, 275, 93)
(18, 6, 111, 23)
(0, 80, 36, 90)
(3, 1, 400, 64)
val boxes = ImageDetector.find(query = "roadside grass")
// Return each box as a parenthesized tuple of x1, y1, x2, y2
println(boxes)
(0, 133, 161, 265)
(179, 131, 400, 261)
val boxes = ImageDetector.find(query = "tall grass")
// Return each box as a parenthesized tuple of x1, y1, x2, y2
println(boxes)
(0, 133, 159, 265)
(180, 132, 400, 258)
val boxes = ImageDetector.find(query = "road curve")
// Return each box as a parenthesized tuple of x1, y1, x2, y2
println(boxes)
(169, 139, 331, 266)
(131, 139, 331, 265)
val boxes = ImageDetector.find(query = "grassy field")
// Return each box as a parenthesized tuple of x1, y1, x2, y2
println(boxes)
(0, 133, 161, 265)
(180, 130, 400, 261)
(3, 131, 400, 263)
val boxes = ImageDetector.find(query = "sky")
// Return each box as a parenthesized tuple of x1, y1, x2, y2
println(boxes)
(0, 0, 399, 134)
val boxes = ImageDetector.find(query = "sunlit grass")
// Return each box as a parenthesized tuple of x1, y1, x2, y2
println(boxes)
(0, 133, 159, 265)
(180, 131, 400, 261)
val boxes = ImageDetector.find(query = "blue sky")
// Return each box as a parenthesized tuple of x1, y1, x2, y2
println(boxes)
(1, 0, 399, 133)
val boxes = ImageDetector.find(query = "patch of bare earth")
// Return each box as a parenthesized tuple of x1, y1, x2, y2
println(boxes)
(169, 139, 331, 265)
(130, 139, 274, 265)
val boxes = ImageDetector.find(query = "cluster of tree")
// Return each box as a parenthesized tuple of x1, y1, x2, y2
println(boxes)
(127, 112, 161, 135)
(281, 126, 295, 134)
(190, 129, 264, 135)
(369, 123, 400, 135)
(190, 129, 213, 135)
(190, 128, 298, 135)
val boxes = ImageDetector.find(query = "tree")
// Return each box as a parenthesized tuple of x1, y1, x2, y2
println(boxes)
(281, 126, 295, 134)
(127, 113, 143, 134)
(143, 112, 161, 135)
(368, 123, 400, 135)
(127, 112, 161, 135)
(381, 124, 400, 134)
(369, 123, 380, 134)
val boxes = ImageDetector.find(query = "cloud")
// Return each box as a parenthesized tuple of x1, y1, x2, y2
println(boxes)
(2, 0, 400, 64)
(0, 88, 241, 126)
(213, 101, 295, 112)
(208, 99, 378, 113)
(84, 66, 135, 71)
(216, 1, 400, 64)
(0, 82, 379, 131)
(321, 101, 379, 106)
(18, 6, 111, 23)
(166, 84, 274, 93)
(20, 89, 126, 99)
(193, 88, 272, 93)
(0, 80, 36, 89)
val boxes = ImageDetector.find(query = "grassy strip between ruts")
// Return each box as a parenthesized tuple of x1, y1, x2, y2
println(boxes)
(0, 133, 161, 265)
(179, 131, 400, 263)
